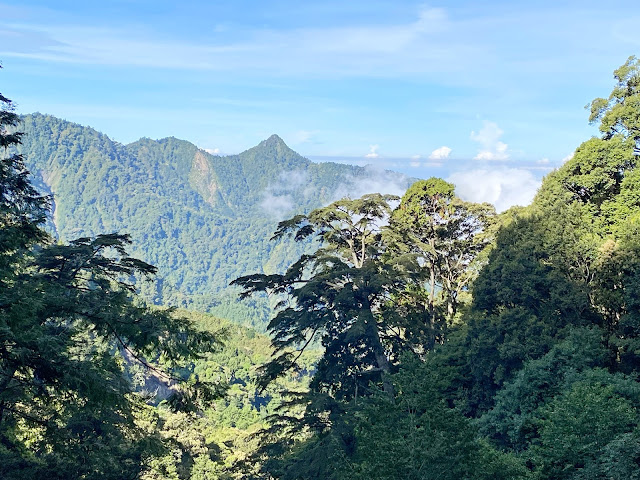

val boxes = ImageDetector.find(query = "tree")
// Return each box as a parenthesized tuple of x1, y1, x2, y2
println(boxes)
(452, 58, 640, 415)
(386, 178, 495, 350)
(233, 188, 499, 478)
(589, 55, 640, 153)
(233, 194, 411, 478)
(350, 358, 530, 480)
(530, 373, 640, 480)
(0, 74, 48, 272)
(233, 193, 401, 401)
(0, 78, 220, 479)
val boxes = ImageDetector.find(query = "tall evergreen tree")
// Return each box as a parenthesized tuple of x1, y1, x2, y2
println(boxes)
(234, 194, 401, 400)
(0, 71, 220, 479)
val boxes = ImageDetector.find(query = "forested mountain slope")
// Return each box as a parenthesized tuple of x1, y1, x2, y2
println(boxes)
(232, 57, 640, 480)
(16, 113, 412, 327)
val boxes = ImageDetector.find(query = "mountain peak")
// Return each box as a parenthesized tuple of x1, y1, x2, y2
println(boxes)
(260, 134, 288, 148)
(244, 133, 303, 161)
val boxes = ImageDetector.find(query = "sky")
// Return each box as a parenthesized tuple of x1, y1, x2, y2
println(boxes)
(1, 0, 639, 211)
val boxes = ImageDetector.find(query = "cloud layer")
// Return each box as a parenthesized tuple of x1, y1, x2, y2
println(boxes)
(448, 167, 540, 212)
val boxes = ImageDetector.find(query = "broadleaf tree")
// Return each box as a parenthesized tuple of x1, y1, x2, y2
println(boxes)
(386, 178, 496, 350)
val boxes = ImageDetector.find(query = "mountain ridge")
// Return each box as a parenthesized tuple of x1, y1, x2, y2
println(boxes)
(16, 113, 414, 328)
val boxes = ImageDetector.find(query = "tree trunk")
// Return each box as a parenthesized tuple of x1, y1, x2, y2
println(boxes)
(361, 296, 394, 399)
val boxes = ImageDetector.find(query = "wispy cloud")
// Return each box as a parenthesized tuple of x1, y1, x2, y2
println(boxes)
(332, 165, 410, 201)
(293, 130, 319, 145)
(0, 7, 486, 78)
(260, 169, 309, 219)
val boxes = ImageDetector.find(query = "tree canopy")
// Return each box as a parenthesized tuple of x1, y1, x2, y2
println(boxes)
(0, 77, 221, 480)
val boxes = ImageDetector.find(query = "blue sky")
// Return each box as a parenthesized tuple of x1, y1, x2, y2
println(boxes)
(1, 1, 639, 210)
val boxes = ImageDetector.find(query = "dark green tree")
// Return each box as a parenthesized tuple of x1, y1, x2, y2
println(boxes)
(453, 58, 640, 414)
(234, 188, 498, 478)
(233, 194, 411, 479)
(349, 358, 530, 480)
(0, 79, 220, 479)
(234, 193, 401, 400)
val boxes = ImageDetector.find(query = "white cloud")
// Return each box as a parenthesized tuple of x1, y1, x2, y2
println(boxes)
(260, 169, 309, 218)
(0, 7, 487, 79)
(411, 154, 421, 160)
(470, 121, 509, 161)
(332, 165, 410, 201)
(260, 192, 295, 218)
(429, 145, 452, 160)
(448, 167, 540, 212)
(365, 144, 380, 158)
(204, 147, 220, 155)
(308, 7, 449, 55)
(562, 152, 575, 163)
(537, 157, 550, 165)
(410, 161, 421, 167)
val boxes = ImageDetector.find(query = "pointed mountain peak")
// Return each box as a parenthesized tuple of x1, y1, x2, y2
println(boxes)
(260, 134, 288, 149)
(238, 133, 310, 170)
(244, 133, 303, 160)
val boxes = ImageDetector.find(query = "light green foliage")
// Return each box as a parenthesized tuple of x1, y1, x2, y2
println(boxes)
(387, 178, 495, 350)
(137, 310, 319, 479)
(589, 55, 640, 147)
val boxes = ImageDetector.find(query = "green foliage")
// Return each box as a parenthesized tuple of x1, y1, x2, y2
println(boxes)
(349, 359, 530, 480)
(477, 328, 611, 452)
(387, 178, 496, 350)
(234, 186, 497, 478)
(0, 85, 222, 478)
(425, 57, 640, 480)
(16, 116, 412, 328)
(529, 372, 640, 480)
(137, 309, 318, 479)
(589, 55, 640, 150)
(461, 214, 597, 412)
(6, 57, 640, 480)
(235, 194, 401, 400)
(453, 58, 640, 416)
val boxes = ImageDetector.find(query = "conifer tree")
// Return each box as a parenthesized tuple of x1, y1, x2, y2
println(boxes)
(0, 69, 220, 480)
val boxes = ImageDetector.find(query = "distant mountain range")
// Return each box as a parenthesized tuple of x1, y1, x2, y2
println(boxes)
(17, 113, 413, 328)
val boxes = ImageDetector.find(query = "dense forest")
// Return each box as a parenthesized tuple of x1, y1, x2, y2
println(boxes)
(15, 116, 412, 329)
(2, 56, 640, 479)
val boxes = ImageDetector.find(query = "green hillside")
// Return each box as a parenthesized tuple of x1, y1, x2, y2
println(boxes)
(16, 114, 412, 328)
